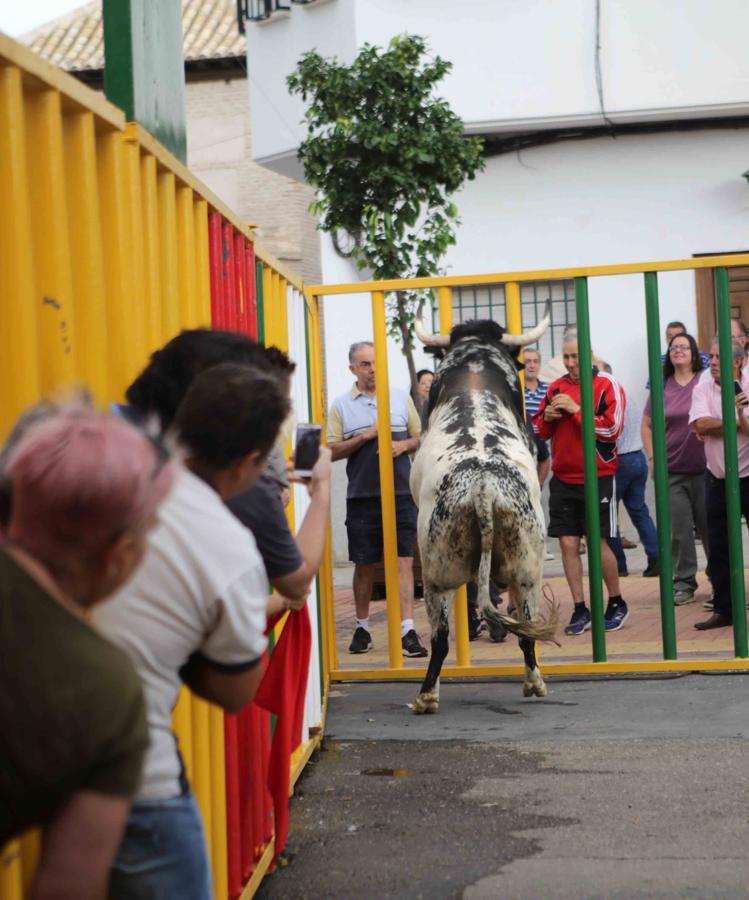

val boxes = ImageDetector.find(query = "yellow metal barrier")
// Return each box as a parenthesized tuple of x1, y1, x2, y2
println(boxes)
(0, 32, 330, 900)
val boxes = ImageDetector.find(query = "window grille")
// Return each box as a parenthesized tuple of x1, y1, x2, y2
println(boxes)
(430, 279, 576, 361)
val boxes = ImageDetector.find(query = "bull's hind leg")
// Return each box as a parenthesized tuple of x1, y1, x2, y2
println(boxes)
(413, 589, 452, 715)
(519, 636, 547, 698)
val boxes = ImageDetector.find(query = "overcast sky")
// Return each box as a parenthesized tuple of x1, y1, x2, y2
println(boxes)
(0, 0, 93, 37)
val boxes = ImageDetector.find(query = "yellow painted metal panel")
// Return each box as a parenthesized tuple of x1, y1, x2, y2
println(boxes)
(308, 252, 749, 297)
(176, 186, 199, 328)
(63, 109, 109, 404)
(0, 841, 22, 900)
(371, 291, 403, 669)
(18, 830, 40, 896)
(96, 129, 137, 400)
(190, 696, 213, 866)
(172, 687, 194, 782)
(208, 705, 228, 900)
(124, 139, 147, 362)
(25, 87, 76, 393)
(157, 170, 180, 341)
(262, 266, 273, 347)
(0, 65, 39, 437)
(139, 152, 163, 350)
(0, 33, 125, 130)
(193, 199, 211, 326)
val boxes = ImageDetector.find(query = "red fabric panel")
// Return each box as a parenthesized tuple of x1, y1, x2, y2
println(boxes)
(222, 222, 238, 331)
(224, 714, 242, 899)
(254, 607, 312, 865)
(208, 212, 224, 328)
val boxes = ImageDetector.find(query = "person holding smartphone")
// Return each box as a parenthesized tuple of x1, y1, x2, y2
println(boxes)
(689, 338, 749, 630)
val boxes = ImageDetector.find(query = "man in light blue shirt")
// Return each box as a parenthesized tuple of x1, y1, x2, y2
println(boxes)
(327, 341, 427, 658)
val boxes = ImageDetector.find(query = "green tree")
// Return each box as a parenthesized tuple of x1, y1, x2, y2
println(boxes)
(287, 35, 484, 396)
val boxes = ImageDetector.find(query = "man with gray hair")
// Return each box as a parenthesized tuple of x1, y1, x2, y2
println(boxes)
(689, 337, 749, 630)
(327, 341, 427, 657)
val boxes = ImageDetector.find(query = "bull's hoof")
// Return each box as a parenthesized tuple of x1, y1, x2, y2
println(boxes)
(522, 677, 547, 698)
(413, 692, 439, 715)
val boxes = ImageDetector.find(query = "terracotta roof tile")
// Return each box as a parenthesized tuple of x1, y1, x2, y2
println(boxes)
(21, 0, 246, 72)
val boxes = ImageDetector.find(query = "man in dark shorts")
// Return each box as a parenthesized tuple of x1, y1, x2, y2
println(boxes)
(328, 341, 427, 657)
(533, 336, 628, 635)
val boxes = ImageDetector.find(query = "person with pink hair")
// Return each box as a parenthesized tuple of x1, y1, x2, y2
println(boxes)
(0, 406, 176, 900)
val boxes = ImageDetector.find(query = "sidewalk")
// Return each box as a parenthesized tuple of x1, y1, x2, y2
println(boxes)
(331, 531, 745, 670)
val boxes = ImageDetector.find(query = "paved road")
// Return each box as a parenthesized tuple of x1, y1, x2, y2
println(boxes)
(258, 674, 749, 899)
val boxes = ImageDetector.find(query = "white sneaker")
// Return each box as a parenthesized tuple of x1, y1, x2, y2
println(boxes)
(544, 550, 555, 561)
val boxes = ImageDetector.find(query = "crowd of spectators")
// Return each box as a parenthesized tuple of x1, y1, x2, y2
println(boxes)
(0, 330, 331, 899)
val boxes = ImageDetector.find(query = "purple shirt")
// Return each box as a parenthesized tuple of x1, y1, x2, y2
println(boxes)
(644, 375, 706, 474)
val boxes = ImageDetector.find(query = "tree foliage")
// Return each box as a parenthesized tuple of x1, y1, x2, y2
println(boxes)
(287, 35, 485, 385)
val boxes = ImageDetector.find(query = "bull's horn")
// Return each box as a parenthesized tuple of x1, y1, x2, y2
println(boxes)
(501, 313, 551, 348)
(414, 301, 450, 348)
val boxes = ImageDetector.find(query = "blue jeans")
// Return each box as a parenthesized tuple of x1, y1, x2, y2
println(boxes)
(607, 450, 659, 568)
(109, 791, 212, 900)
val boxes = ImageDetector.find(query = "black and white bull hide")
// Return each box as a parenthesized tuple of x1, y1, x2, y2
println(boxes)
(410, 315, 559, 715)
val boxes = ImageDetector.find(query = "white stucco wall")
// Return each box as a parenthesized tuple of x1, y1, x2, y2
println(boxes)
(248, 0, 749, 169)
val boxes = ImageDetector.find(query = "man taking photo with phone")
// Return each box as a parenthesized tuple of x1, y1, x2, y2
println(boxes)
(689, 337, 749, 630)
(328, 341, 427, 657)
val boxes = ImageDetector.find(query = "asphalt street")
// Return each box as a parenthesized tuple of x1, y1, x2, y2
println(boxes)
(258, 674, 749, 899)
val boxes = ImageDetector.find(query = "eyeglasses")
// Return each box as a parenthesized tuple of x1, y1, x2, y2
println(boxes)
(669, 344, 691, 352)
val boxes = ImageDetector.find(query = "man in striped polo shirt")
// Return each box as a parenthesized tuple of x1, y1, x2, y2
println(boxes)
(523, 347, 548, 420)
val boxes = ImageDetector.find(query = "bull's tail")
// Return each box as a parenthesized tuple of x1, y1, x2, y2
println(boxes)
(476, 488, 560, 645)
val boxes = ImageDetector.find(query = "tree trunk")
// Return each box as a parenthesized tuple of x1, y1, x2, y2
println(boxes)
(395, 291, 419, 403)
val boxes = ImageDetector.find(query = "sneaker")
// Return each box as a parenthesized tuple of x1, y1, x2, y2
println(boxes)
(564, 605, 591, 636)
(621, 536, 638, 550)
(605, 600, 629, 631)
(468, 607, 481, 642)
(348, 626, 372, 654)
(643, 558, 660, 578)
(402, 629, 428, 658)
(674, 590, 695, 606)
(544, 550, 555, 561)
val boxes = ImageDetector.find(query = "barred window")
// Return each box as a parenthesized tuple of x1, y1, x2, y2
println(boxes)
(430, 279, 576, 361)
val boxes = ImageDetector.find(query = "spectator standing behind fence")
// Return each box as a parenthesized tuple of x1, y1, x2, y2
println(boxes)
(97, 365, 291, 900)
(0, 408, 176, 900)
(606, 391, 660, 578)
(414, 368, 434, 413)
(328, 341, 427, 657)
(642, 332, 709, 606)
(533, 336, 628, 636)
(124, 329, 331, 610)
(689, 339, 749, 631)
(523, 347, 548, 419)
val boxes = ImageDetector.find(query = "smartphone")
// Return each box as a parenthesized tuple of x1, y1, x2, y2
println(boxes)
(293, 423, 322, 478)
(734, 380, 744, 397)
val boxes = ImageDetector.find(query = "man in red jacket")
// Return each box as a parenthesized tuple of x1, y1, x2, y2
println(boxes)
(533, 337, 628, 636)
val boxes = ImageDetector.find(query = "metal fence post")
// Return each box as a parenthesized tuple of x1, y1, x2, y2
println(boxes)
(643, 272, 677, 659)
(715, 267, 748, 657)
(575, 276, 606, 662)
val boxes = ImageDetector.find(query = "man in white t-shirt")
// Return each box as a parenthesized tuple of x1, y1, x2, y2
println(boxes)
(689, 338, 749, 631)
(96, 363, 292, 900)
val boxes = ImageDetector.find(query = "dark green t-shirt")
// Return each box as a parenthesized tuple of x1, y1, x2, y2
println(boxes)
(0, 550, 148, 844)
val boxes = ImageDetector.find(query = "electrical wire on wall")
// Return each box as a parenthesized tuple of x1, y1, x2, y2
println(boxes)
(594, 0, 616, 131)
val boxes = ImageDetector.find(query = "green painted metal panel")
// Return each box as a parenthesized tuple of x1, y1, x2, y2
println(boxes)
(103, 0, 187, 162)
(255, 260, 266, 343)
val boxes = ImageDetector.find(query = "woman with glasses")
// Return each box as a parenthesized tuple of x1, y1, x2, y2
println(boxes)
(641, 332, 709, 605)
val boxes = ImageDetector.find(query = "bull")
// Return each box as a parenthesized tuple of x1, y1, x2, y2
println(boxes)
(410, 314, 559, 715)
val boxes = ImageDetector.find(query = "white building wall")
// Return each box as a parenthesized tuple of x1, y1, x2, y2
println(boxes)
(248, 0, 749, 167)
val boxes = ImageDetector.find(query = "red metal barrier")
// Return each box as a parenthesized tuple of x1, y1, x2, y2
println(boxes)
(208, 212, 225, 330)
(245, 242, 257, 340)
(221, 223, 238, 331)
(224, 714, 242, 899)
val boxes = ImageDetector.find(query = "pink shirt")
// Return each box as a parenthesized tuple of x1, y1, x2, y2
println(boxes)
(688, 375, 749, 478)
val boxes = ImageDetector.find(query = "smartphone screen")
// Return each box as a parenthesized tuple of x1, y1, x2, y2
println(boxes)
(293, 424, 322, 477)
(734, 380, 744, 397)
